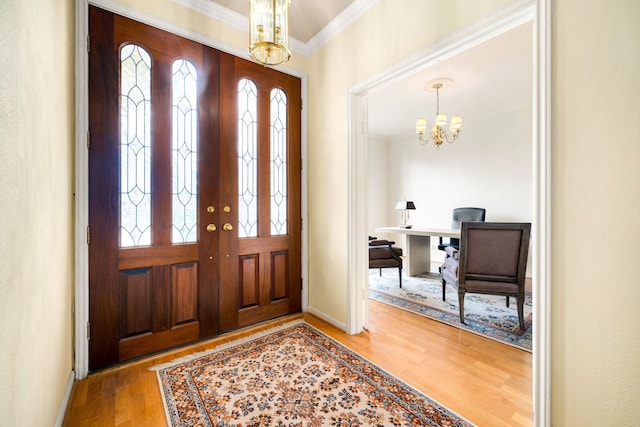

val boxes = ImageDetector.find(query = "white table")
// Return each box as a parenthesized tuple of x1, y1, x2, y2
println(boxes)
(374, 226, 460, 276)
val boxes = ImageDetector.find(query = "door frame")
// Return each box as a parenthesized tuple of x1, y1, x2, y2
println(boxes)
(74, 0, 309, 379)
(346, 0, 550, 425)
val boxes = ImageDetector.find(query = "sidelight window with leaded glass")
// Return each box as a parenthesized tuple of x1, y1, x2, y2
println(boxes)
(171, 59, 198, 244)
(237, 78, 258, 238)
(270, 88, 288, 235)
(120, 44, 152, 248)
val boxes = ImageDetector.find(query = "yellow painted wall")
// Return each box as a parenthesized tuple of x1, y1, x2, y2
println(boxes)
(0, 1, 75, 425)
(551, 0, 640, 424)
(2, 0, 639, 424)
(305, 0, 513, 326)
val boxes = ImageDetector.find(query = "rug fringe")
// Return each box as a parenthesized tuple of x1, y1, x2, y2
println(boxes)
(150, 318, 305, 371)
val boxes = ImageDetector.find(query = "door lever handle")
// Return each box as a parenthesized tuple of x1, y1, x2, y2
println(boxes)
(222, 223, 233, 231)
(206, 224, 217, 232)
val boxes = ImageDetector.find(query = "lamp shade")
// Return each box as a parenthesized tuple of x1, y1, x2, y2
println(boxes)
(249, 0, 291, 65)
(435, 113, 447, 126)
(450, 115, 462, 130)
(395, 200, 416, 210)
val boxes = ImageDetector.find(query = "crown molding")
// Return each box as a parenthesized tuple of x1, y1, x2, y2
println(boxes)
(173, 0, 247, 31)
(304, 0, 379, 55)
(172, 0, 379, 57)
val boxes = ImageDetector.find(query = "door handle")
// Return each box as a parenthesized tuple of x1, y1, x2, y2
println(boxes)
(222, 223, 233, 231)
(206, 224, 217, 232)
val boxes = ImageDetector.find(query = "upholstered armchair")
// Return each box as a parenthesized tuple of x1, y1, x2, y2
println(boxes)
(440, 222, 531, 331)
(368, 236, 403, 288)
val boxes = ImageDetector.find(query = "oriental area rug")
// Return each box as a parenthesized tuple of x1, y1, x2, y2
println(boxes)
(369, 270, 533, 352)
(154, 320, 473, 426)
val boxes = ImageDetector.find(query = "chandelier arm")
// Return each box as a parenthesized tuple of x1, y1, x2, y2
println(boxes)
(443, 130, 461, 143)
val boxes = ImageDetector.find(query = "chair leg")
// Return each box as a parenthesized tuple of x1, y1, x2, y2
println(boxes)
(379, 268, 382, 276)
(506, 296, 510, 307)
(517, 296, 525, 331)
(441, 279, 446, 301)
(398, 267, 402, 288)
(458, 290, 466, 324)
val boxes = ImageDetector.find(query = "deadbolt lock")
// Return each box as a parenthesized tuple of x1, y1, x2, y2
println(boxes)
(207, 206, 215, 213)
(223, 205, 231, 213)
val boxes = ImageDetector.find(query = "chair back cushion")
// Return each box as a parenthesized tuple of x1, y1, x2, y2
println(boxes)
(458, 222, 531, 286)
(464, 228, 522, 277)
(451, 207, 486, 229)
(448, 207, 486, 248)
(369, 246, 402, 260)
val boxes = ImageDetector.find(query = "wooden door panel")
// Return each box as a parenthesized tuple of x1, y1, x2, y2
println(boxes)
(271, 250, 289, 300)
(89, 6, 300, 371)
(119, 322, 200, 362)
(119, 245, 199, 270)
(89, 6, 215, 370)
(218, 55, 301, 330)
(171, 263, 199, 326)
(239, 254, 259, 308)
(120, 268, 152, 337)
(238, 250, 289, 307)
(116, 262, 201, 362)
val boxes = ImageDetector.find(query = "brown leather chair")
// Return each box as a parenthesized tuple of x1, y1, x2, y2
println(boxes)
(440, 222, 531, 331)
(368, 236, 403, 288)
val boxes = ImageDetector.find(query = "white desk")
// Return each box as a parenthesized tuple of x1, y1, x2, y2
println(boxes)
(374, 226, 460, 276)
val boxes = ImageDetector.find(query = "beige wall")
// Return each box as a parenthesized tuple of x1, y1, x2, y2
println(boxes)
(0, 1, 75, 426)
(552, 1, 640, 424)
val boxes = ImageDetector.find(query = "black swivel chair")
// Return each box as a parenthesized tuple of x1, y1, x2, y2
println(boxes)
(437, 207, 486, 252)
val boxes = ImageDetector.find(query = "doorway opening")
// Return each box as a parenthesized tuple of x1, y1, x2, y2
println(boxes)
(347, 0, 549, 425)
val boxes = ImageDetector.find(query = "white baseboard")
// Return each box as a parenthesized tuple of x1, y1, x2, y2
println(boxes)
(55, 370, 75, 427)
(305, 306, 347, 332)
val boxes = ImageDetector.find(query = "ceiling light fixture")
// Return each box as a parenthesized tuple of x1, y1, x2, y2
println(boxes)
(416, 79, 462, 149)
(248, 0, 292, 66)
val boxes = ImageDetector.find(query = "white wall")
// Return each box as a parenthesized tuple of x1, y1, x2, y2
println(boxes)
(367, 134, 391, 238)
(390, 103, 532, 227)
(371, 101, 532, 265)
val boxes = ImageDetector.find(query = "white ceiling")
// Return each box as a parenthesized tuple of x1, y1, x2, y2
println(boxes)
(208, 1, 533, 138)
(368, 22, 533, 137)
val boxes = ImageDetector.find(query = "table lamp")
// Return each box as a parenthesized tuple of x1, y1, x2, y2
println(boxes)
(395, 200, 416, 229)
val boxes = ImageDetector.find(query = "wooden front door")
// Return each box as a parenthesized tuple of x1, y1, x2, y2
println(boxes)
(88, 6, 301, 371)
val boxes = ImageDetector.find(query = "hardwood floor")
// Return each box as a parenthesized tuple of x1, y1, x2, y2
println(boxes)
(63, 301, 532, 426)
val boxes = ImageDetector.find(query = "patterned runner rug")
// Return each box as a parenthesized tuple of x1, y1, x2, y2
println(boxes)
(369, 270, 532, 351)
(154, 320, 473, 426)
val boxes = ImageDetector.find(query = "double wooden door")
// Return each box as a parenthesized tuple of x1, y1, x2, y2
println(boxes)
(88, 6, 301, 371)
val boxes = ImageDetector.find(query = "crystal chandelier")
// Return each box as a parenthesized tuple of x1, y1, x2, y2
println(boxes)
(416, 80, 462, 149)
(248, 0, 292, 66)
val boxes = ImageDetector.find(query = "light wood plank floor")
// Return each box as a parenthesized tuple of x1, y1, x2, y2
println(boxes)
(63, 301, 532, 426)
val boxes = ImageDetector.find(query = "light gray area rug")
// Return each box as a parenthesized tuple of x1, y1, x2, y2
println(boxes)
(369, 269, 532, 351)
